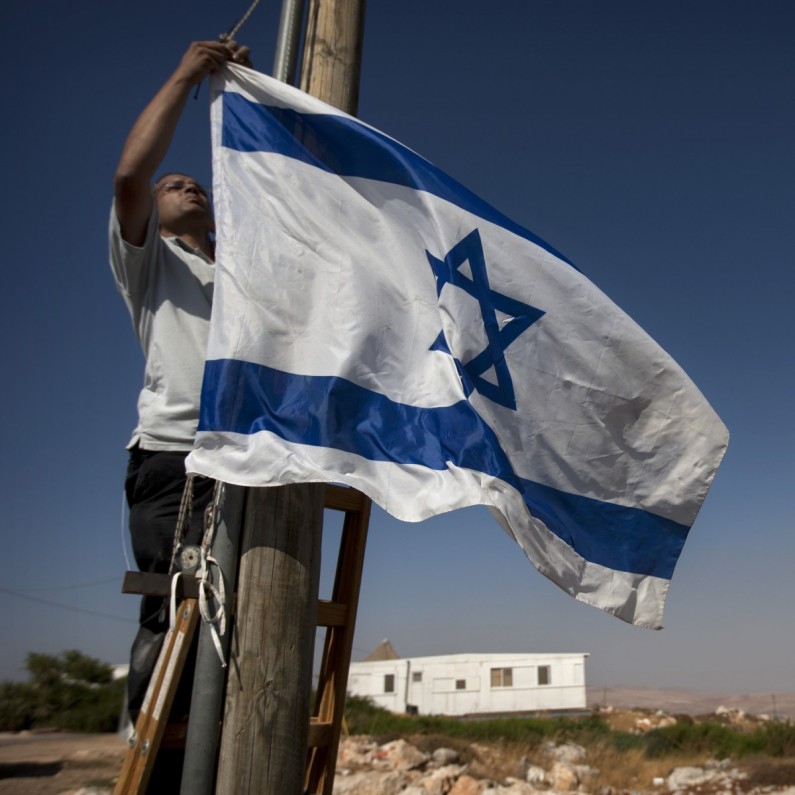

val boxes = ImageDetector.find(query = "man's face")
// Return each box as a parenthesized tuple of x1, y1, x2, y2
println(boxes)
(154, 174, 214, 231)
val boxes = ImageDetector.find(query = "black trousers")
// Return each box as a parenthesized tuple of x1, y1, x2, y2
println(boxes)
(124, 446, 214, 721)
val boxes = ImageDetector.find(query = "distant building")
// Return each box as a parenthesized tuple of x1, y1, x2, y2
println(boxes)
(347, 643, 588, 717)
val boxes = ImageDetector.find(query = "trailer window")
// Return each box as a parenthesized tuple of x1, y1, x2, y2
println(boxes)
(490, 667, 513, 688)
(412, 671, 422, 683)
(537, 665, 551, 686)
(455, 679, 466, 690)
(384, 674, 395, 693)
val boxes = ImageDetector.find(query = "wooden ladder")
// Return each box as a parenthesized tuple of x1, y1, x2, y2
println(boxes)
(115, 484, 371, 795)
(307, 485, 371, 794)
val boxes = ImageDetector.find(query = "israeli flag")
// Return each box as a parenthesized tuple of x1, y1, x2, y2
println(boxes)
(187, 65, 728, 628)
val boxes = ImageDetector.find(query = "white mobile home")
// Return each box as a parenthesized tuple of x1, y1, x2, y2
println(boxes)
(347, 651, 588, 717)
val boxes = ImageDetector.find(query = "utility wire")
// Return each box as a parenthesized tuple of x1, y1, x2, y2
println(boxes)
(0, 586, 135, 624)
(7, 576, 121, 593)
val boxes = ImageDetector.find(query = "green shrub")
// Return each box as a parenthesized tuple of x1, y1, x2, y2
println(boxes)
(0, 682, 35, 731)
(344, 694, 610, 747)
(643, 720, 795, 759)
(0, 650, 125, 733)
(644, 721, 741, 758)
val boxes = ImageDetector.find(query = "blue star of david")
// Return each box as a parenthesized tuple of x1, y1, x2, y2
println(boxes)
(426, 229, 545, 410)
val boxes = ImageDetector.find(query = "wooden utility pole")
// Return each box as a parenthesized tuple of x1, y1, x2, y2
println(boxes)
(215, 484, 324, 795)
(214, 2, 368, 794)
(301, 0, 367, 115)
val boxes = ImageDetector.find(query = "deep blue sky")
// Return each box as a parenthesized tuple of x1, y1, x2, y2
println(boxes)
(2, 1, 793, 694)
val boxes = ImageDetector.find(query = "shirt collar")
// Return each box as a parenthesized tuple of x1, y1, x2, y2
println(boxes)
(166, 235, 215, 264)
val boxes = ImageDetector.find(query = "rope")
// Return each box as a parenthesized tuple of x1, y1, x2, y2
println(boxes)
(168, 474, 195, 575)
(195, 481, 228, 666)
(193, 0, 262, 99)
(167, 478, 228, 665)
(120, 489, 133, 572)
(220, 0, 262, 43)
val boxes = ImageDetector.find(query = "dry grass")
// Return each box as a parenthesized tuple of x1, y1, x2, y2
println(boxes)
(585, 741, 691, 791)
(745, 760, 795, 788)
(410, 726, 751, 791)
(414, 733, 695, 790)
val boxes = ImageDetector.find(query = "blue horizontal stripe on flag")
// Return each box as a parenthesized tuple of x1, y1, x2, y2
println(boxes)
(199, 358, 688, 578)
(221, 92, 575, 268)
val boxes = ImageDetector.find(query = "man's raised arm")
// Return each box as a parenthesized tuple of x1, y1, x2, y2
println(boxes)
(113, 40, 251, 245)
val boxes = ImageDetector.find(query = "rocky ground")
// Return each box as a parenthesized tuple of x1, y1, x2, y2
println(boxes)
(332, 732, 795, 795)
(1, 690, 794, 794)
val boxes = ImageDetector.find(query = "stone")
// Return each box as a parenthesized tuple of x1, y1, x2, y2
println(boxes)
(434, 747, 461, 765)
(421, 764, 467, 794)
(338, 736, 379, 769)
(484, 781, 538, 794)
(450, 775, 486, 795)
(667, 766, 712, 790)
(498, 778, 538, 794)
(549, 761, 580, 791)
(526, 764, 546, 785)
(333, 771, 379, 794)
(379, 738, 431, 770)
(545, 742, 587, 764)
(378, 770, 415, 795)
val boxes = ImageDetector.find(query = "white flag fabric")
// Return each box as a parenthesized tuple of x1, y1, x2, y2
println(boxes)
(187, 64, 728, 629)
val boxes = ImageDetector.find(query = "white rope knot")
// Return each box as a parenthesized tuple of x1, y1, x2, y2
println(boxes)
(196, 546, 227, 667)
(167, 480, 228, 668)
(196, 481, 228, 666)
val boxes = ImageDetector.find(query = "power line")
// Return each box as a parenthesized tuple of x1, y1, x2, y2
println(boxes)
(6, 576, 122, 593)
(0, 586, 135, 625)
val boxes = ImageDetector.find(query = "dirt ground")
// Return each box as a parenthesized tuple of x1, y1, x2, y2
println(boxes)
(0, 731, 125, 795)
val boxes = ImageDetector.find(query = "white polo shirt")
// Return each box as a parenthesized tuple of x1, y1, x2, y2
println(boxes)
(109, 202, 214, 451)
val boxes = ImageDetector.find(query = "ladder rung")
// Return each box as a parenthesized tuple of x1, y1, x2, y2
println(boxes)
(323, 484, 368, 513)
(317, 600, 347, 627)
(308, 718, 334, 748)
(122, 571, 199, 599)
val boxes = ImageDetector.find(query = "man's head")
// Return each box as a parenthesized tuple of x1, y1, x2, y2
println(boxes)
(153, 173, 214, 241)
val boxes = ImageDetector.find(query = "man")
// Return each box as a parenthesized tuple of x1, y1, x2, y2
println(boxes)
(110, 39, 251, 721)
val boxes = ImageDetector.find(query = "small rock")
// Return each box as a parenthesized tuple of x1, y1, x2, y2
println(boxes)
(450, 773, 487, 795)
(422, 764, 467, 795)
(667, 766, 712, 790)
(526, 764, 546, 785)
(379, 770, 415, 795)
(491, 780, 538, 794)
(549, 760, 579, 791)
(433, 747, 461, 765)
(379, 738, 430, 770)
(332, 771, 379, 794)
(545, 742, 587, 764)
